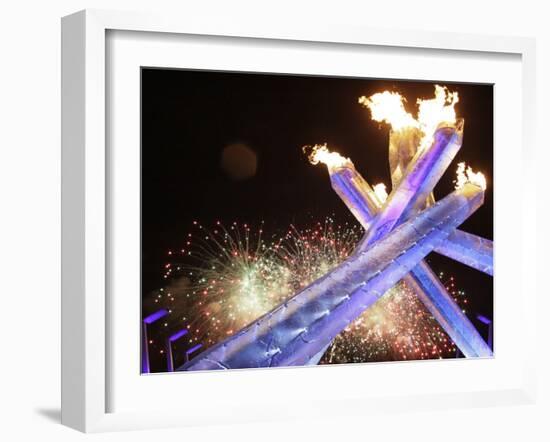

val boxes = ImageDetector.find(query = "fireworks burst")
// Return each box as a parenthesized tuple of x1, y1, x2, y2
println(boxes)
(323, 280, 459, 364)
(147, 219, 469, 367)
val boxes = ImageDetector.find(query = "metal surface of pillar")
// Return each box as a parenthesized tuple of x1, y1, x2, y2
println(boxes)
(361, 123, 464, 249)
(434, 230, 493, 276)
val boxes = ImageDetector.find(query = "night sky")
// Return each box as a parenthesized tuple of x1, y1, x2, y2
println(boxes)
(141, 68, 493, 370)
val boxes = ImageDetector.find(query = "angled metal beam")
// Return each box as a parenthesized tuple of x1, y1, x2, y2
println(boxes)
(434, 230, 493, 275)
(361, 123, 464, 249)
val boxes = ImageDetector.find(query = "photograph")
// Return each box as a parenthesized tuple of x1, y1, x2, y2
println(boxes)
(140, 69, 494, 373)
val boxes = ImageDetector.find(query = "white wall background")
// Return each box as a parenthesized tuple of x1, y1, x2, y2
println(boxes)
(0, 1, 547, 440)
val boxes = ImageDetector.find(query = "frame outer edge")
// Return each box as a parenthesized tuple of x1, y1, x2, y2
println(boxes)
(62, 9, 108, 432)
(84, 9, 108, 432)
(61, 10, 87, 432)
(520, 38, 538, 403)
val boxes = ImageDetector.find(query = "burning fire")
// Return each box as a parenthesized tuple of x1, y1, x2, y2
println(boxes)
(373, 183, 388, 204)
(359, 85, 460, 151)
(417, 85, 459, 139)
(454, 162, 487, 190)
(305, 144, 351, 170)
(358, 92, 417, 131)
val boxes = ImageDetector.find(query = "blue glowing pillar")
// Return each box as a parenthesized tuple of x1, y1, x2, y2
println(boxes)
(165, 328, 189, 372)
(179, 183, 484, 371)
(409, 263, 491, 357)
(185, 344, 203, 363)
(306, 343, 330, 365)
(328, 166, 380, 229)
(435, 230, 493, 276)
(142, 309, 168, 374)
(476, 314, 493, 349)
(361, 123, 464, 249)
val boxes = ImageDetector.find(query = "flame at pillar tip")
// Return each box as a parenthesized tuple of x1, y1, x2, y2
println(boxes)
(305, 143, 352, 169)
(417, 85, 459, 149)
(454, 162, 487, 190)
(359, 85, 460, 151)
(373, 183, 388, 204)
(358, 91, 417, 130)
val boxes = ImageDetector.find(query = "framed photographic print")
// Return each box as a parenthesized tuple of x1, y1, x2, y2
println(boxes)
(61, 9, 537, 432)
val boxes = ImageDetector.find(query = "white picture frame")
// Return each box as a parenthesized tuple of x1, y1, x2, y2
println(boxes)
(61, 9, 537, 433)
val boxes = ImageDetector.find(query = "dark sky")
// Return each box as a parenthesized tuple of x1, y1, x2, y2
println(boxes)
(141, 68, 493, 336)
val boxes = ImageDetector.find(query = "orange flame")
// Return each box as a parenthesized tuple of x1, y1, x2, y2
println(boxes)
(416, 85, 459, 150)
(373, 183, 388, 204)
(358, 92, 417, 131)
(306, 144, 351, 170)
(359, 85, 460, 151)
(454, 162, 486, 190)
